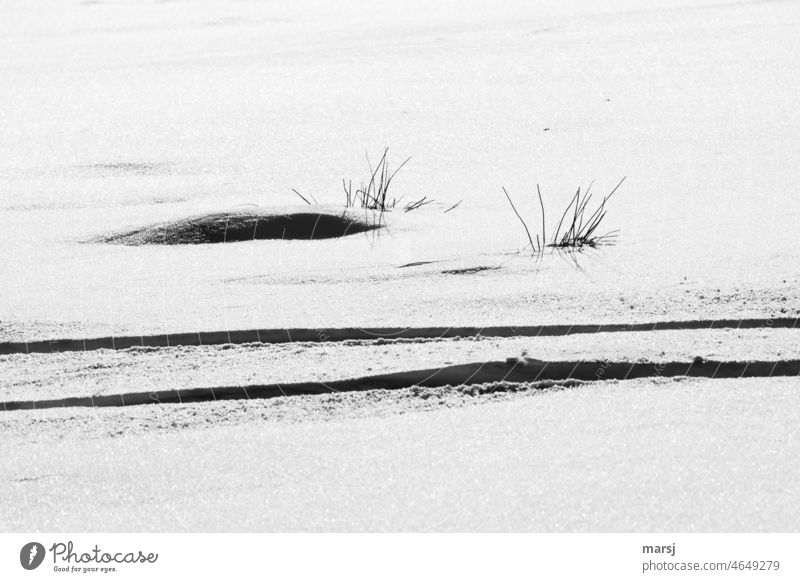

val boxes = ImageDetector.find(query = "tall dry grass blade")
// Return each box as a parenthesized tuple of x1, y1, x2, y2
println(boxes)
(537, 184, 546, 252)
(291, 188, 312, 205)
(443, 200, 462, 213)
(553, 188, 580, 244)
(502, 187, 535, 251)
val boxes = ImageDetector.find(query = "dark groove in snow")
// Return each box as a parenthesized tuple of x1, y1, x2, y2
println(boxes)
(3, 357, 799, 411)
(92, 210, 381, 245)
(0, 317, 797, 355)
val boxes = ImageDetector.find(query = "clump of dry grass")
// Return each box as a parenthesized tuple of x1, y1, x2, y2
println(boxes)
(503, 177, 626, 252)
(342, 148, 412, 211)
(293, 148, 432, 219)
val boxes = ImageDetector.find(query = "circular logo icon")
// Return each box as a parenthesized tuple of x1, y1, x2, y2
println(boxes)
(20, 542, 45, 570)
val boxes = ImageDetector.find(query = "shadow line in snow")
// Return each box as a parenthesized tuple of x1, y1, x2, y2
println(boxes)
(3, 357, 799, 411)
(1, 317, 797, 355)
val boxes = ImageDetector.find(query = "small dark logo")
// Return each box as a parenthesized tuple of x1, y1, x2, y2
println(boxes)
(20, 542, 46, 570)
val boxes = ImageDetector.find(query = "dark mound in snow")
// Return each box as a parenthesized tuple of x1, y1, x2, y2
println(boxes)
(94, 210, 381, 245)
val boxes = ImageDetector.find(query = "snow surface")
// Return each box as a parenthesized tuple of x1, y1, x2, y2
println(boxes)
(1, 0, 799, 532)
(1, 0, 799, 338)
(2, 377, 799, 531)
